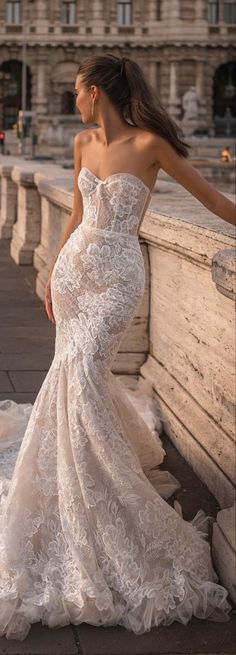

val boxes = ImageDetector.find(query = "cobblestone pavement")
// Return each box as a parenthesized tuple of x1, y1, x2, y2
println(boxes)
(0, 239, 235, 655)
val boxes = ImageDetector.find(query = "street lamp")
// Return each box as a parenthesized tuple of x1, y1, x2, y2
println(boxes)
(21, 0, 27, 154)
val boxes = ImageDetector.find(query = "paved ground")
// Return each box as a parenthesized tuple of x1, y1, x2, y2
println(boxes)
(0, 238, 235, 655)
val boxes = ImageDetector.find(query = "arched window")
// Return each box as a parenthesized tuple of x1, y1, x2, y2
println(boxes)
(0, 60, 31, 130)
(62, 0, 76, 25)
(117, 0, 133, 26)
(61, 91, 75, 115)
(6, 0, 22, 24)
(224, 0, 236, 23)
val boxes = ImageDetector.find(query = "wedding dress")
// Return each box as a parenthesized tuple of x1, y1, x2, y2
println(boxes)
(0, 167, 232, 641)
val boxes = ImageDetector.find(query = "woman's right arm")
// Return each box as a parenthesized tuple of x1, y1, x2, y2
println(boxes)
(45, 133, 84, 324)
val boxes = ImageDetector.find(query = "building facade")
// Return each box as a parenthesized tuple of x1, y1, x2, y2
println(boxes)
(0, 0, 235, 153)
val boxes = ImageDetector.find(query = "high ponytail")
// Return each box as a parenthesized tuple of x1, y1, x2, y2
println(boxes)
(77, 54, 189, 159)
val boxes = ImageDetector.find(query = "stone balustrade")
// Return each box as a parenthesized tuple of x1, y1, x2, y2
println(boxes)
(141, 188, 235, 510)
(0, 155, 235, 602)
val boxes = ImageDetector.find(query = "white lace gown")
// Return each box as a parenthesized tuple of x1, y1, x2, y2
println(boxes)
(0, 167, 232, 640)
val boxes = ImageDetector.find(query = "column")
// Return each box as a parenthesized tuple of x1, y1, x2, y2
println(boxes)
(196, 59, 205, 100)
(54, 0, 61, 20)
(133, 0, 142, 23)
(149, 61, 156, 89)
(77, 0, 84, 21)
(76, 0, 86, 35)
(21, 0, 27, 22)
(196, 59, 206, 107)
(168, 60, 181, 120)
(109, 0, 118, 23)
(149, 0, 159, 22)
(149, 61, 161, 95)
(171, 0, 180, 19)
(195, 0, 205, 20)
(205, 62, 215, 135)
(54, 0, 61, 30)
(36, 0, 48, 20)
(162, 0, 180, 21)
(84, 0, 92, 23)
(219, 0, 225, 22)
(92, 0, 104, 22)
(0, 1, 5, 20)
(0, 165, 18, 239)
(35, 57, 48, 115)
(10, 167, 41, 265)
(196, 60, 208, 130)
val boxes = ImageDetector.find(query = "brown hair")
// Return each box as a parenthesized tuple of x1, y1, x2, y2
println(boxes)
(77, 54, 189, 158)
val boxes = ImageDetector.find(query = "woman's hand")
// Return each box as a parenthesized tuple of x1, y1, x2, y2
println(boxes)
(44, 277, 56, 325)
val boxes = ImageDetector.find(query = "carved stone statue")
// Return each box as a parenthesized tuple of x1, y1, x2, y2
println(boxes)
(182, 86, 199, 121)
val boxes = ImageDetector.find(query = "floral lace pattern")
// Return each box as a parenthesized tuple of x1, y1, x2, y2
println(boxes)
(0, 168, 232, 641)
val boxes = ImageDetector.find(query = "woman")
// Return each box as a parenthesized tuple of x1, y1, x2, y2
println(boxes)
(0, 54, 235, 642)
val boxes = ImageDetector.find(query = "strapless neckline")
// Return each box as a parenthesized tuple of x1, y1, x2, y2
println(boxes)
(79, 166, 151, 196)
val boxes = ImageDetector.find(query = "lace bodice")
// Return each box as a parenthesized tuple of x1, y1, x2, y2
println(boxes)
(78, 167, 151, 236)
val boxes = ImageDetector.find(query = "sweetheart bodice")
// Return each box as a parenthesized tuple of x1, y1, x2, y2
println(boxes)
(78, 167, 151, 237)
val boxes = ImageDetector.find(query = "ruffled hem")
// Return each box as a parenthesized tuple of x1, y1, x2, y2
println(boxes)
(0, 571, 232, 641)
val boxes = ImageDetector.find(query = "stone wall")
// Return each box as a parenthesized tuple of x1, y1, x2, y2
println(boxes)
(140, 190, 235, 510)
(0, 154, 235, 598)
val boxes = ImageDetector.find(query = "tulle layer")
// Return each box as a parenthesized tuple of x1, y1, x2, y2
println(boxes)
(0, 570, 231, 641)
(0, 364, 232, 641)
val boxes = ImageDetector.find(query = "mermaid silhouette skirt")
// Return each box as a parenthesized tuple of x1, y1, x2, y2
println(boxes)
(0, 168, 232, 640)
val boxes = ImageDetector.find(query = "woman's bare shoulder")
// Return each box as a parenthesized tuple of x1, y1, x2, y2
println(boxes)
(134, 128, 160, 150)
(135, 131, 179, 168)
(74, 128, 100, 150)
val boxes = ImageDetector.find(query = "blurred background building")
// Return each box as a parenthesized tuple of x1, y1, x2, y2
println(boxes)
(0, 0, 235, 157)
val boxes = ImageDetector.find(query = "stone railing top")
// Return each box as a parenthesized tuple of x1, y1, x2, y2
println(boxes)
(0, 155, 235, 250)
(35, 175, 74, 213)
(14, 161, 71, 188)
(0, 163, 13, 177)
(0, 156, 60, 187)
(147, 180, 235, 238)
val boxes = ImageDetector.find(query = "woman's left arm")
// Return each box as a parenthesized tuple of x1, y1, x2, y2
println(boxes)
(155, 136, 236, 227)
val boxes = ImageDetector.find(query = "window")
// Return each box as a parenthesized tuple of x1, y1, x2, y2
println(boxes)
(156, 0, 162, 21)
(207, 0, 219, 23)
(224, 0, 236, 23)
(62, 0, 76, 25)
(117, 1, 133, 26)
(6, 0, 21, 24)
(61, 91, 75, 115)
